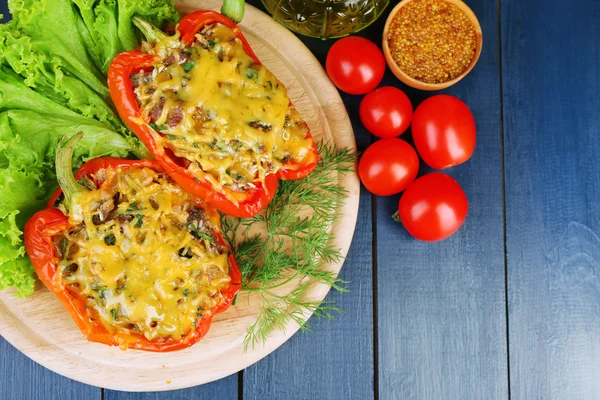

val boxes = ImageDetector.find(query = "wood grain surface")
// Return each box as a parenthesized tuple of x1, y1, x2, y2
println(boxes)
(0, 0, 359, 393)
(376, 0, 508, 398)
(0, 338, 100, 400)
(241, 30, 376, 398)
(502, 0, 600, 398)
(105, 375, 238, 400)
(3, 0, 600, 399)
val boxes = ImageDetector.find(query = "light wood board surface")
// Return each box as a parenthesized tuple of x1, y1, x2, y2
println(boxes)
(0, 0, 358, 391)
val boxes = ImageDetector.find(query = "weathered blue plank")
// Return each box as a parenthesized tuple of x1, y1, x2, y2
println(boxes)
(0, 0, 8, 23)
(376, 0, 508, 398)
(243, 189, 374, 400)
(502, 0, 600, 398)
(242, 1, 375, 396)
(0, 337, 100, 400)
(241, 22, 375, 399)
(104, 374, 238, 400)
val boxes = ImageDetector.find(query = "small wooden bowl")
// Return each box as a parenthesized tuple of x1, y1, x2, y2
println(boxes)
(382, 0, 483, 91)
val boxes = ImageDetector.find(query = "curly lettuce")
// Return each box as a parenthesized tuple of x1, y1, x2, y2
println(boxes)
(0, 0, 179, 296)
(72, 0, 180, 72)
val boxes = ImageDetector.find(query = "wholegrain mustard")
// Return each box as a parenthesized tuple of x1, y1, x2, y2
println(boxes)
(387, 0, 477, 84)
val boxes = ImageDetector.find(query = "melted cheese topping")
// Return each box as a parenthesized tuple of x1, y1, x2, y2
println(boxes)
(133, 24, 313, 202)
(57, 167, 231, 341)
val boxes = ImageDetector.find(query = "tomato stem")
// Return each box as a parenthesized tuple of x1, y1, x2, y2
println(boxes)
(391, 211, 401, 223)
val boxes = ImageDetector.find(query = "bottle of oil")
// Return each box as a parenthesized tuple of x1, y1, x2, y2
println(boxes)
(261, 0, 389, 39)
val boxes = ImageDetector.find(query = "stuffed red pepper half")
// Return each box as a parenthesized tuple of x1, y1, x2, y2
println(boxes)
(24, 133, 241, 352)
(108, 10, 319, 218)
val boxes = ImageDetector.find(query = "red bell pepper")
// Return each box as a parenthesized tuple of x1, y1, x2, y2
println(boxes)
(107, 10, 319, 218)
(24, 133, 242, 352)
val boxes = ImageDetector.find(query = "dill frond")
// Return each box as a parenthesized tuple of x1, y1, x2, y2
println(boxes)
(221, 143, 355, 351)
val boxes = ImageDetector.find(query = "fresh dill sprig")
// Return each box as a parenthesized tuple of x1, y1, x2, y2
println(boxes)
(221, 142, 355, 351)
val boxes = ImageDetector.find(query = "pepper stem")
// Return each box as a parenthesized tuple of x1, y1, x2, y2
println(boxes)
(132, 15, 167, 45)
(221, 0, 245, 23)
(56, 132, 88, 209)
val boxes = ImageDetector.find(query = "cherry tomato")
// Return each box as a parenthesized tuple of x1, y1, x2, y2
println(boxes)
(359, 87, 412, 138)
(358, 138, 419, 196)
(398, 173, 468, 242)
(412, 95, 476, 169)
(326, 37, 385, 95)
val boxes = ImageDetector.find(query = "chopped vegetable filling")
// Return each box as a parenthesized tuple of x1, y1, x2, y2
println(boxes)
(55, 166, 231, 341)
(132, 23, 312, 202)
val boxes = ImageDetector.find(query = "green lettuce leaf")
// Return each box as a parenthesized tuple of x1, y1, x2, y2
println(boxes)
(0, 0, 179, 296)
(0, 74, 135, 297)
(0, 29, 124, 130)
(0, 0, 178, 125)
(0, 259, 35, 298)
(72, 0, 179, 72)
(6, 0, 109, 97)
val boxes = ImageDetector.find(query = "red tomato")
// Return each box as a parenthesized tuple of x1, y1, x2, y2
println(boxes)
(326, 37, 385, 95)
(358, 138, 419, 196)
(398, 173, 468, 242)
(412, 95, 476, 169)
(359, 86, 413, 138)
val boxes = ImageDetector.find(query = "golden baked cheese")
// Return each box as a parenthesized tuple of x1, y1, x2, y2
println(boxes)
(56, 166, 231, 341)
(132, 23, 313, 203)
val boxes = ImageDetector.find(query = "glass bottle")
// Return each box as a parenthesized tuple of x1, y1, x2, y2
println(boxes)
(261, 0, 389, 39)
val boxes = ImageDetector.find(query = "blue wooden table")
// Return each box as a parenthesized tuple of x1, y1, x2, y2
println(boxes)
(2, 0, 599, 398)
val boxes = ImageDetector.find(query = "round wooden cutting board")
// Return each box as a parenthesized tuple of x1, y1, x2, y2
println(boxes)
(0, 0, 358, 392)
